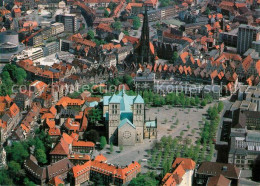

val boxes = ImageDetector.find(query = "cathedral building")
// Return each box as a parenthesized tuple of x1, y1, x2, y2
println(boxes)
(134, 6, 156, 65)
(103, 90, 157, 146)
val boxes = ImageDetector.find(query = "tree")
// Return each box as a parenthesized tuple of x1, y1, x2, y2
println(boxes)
(195, 96, 200, 105)
(1, 71, 11, 81)
(110, 143, 114, 153)
(108, 2, 117, 11)
(8, 161, 25, 182)
(123, 30, 129, 36)
(100, 136, 107, 149)
(180, 131, 184, 136)
(0, 83, 11, 96)
(0, 169, 13, 185)
(112, 21, 121, 31)
(171, 51, 179, 64)
(104, 9, 109, 17)
(23, 178, 36, 186)
(129, 172, 159, 186)
(35, 149, 47, 164)
(123, 75, 133, 87)
(133, 16, 141, 30)
(200, 99, 207, 107)
(2, 64, 17, 80)
(87, 30, 95, 40)
(16, 68, 26, 84)
(85, 129, 100, 143)
(119, 145, 123, 152)
(88, 108, 102, 125)
(205, 7, 211, 15)
(218, 101, 224, 113)
(7, 142, 29, 164)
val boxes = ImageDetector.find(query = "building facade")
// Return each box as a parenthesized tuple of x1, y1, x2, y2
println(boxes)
(237, 24, 260, 55)
(103, 90, 157, 145)
(228, 128, 260, 169)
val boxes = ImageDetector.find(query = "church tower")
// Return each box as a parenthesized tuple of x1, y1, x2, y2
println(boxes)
(135, 6, 155, 65)
(133, 95, 145, 143)
(108, 95, 120, 144)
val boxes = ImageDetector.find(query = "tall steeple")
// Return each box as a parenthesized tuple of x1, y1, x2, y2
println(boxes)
(135, 6, 154, 65)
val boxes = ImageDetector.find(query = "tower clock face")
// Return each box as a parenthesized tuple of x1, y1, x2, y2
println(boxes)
(123, 131, 131, 139)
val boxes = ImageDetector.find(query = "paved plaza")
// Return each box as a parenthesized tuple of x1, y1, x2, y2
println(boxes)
(93, 104, 215, 172)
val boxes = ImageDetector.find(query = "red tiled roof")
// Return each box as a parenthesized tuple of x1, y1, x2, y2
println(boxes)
(48, 127, 61, 136)
(95, 154, 107, 162)
(62, 133, 74, 144)
(180, 52, 189, 63)
(162, 158, 195, 185)
(122, 35, 139, 45)
(126, 3, 143, 11)
(72, 140, 95, 147)
(219, 1, 234, 7)
(13, 8, 21, 13)
(210, 70, 218, 80)
(207, 174, 231, 186)
(49, 176, 64, 186)
(50, 138, 70, 155)
(46, 118, 55, 129)
(172, 158, 196, 170)
(9, 103, 19, 117)
(256, 60, 260, 76)
(65, 118, 80, 132)
(70, 132, 79, 141)
(41, 113, 55, 120)
(56, 97, 85, 108)
(97, 23, 113, 33)
(72, 161, 91, 178)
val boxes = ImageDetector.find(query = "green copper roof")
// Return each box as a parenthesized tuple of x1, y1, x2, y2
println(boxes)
(133, 95, 144, 104)
(109, 94, 121, 103)
(118, 118, 136, 129)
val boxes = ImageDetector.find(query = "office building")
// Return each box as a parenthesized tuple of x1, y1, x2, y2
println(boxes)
(237, 24, 260, 55)
(228, 128, 260, 169)
(51, 22, 64, 35)
(56, 14, 79, 33)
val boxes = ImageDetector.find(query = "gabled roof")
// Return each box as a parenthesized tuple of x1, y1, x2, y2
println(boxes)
(72, 161, 91, 178)
(197, 162, 240, 179)
(162, 157, 195, 185)
(118, 118, 136, 129)
(49, 176, 64, 186)
(172, 157, 196, 170)
(207, 174, 231, 186)
(133, 95, 144, 104)
(95, 154, 107, 162)
(9, 103, 19, 117)
(62, 133, 73, 144)
(50, 138, 70, 155)
(48, 127, 61, 136)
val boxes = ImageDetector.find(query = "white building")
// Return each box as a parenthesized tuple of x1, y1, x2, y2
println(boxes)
(51, 22, 65, 35)
(16, 47, 44, 61)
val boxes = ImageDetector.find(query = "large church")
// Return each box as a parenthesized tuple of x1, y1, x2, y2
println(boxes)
(103, 90, 157, 146)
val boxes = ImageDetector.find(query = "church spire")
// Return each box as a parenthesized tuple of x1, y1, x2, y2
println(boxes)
(134, 6, 154, 65)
